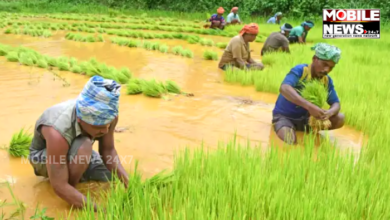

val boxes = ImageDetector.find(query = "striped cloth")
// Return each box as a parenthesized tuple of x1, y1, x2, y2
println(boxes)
(76, 75, 121, 126)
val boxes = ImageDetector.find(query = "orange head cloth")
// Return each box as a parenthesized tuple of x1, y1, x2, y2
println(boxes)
(231, 7, 238, 13)
(217, 7, 225, 14)
(239, 23, 259, 36)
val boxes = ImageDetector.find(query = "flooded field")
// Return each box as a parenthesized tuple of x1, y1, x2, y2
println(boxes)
(0, 14, 372, 219)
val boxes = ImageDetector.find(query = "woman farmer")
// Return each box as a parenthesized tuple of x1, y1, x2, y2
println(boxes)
(288, 21, 314, 44)
(267, 12, 283, 24)
(208, 7, 226, 30)
(226, 7, 241, 25)
(218, 23, 264, 70)
(261, 23, 293, 55)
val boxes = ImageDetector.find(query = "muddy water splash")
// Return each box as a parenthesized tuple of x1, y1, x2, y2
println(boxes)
(0, 31, 365, 218)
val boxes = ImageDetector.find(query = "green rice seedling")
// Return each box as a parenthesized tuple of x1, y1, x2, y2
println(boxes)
(240, 69, 255, 86)
(126, 80, 143, 95)
(142, 41, 154, 50)
(165, 80, 181, 94)
(171, 46, 184, 55)
(0, 44, 12, 56)
(142, 79, 167, 98)
(19, 52, 34, 66)
(116, 71, 131, 84)
(203, 50, 218, 60)
(57, 60, 71, 71)
(6, 52, 19, 62)
(69, 57, 78, 67)
(46, 56, 58, 67)
(216, 42, 228, 49)
(224, 66, 239, 83)
(86, 35, 96, 42)
(4, 28, 12, 34)
(199, 38, 214, 46)
(70, 64, 83, 74)
(181, 49, 194, 58)
(299, 80, 330, 133)
(159, 44, 169, 53)
(42, 30, 52, 38)
(97, 35, 104, 42)
(8, 128, 32, 158)
(37, 58, 48, 68)
(150, 42, 160, 51)
(261, 55, 277, 66)
(120, 67, 132, 79)
(97, 28, 106, 33)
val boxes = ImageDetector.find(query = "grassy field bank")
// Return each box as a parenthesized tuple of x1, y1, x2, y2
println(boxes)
(1, 9, 390, 219)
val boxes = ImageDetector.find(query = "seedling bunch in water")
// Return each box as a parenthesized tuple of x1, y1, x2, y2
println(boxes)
(299, 80, 331, 133)
(203, 50, 218, 60)
(216, 42, 228, 49)
(126, 78, 187, 99)
(8, 128, 32, 158)
(224, 67, 257, 86)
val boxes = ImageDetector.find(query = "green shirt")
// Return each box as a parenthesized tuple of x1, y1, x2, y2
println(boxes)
(290, 26, 308, 40)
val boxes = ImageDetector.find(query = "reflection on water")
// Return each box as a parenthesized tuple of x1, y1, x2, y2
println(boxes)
(0, 30, 365, 218)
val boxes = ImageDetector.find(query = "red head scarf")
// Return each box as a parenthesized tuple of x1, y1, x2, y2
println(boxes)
(217, 7, 225, 14)
(239, 23, 259, 35)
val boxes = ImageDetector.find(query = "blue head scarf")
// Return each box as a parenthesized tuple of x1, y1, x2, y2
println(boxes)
(76, 75, 121, 126)
(301, 21, 314, 28)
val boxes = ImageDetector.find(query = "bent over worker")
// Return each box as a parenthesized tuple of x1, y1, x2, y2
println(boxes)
(209, 7, 226, 30)
(267, 12, 283, 24)
(272, 43, 345, 144)
(226, 7, 241, 25)
(261, 23, 293, 55)
(28, 75, 128, 211)
(218, 23, 264, 70)
(288, 21, 314, 44)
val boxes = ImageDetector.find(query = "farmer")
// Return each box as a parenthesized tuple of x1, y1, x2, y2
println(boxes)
(261, 23, 293, 56)
(218, 23, 264, 70)
(208, 7, 226, 30)
(272, 43, 345, 144)
(267, 12, 283, 24)
(226, 7, 241, 25)
(28, 75, 128, 211)
(288, 21, 314, 44)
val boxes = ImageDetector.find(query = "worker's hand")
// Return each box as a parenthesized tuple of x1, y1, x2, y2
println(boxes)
(321, 109, 334, 120)
(307, 104, 325, 119)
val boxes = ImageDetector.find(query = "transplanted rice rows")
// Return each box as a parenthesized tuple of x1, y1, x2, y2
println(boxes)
(2, 10, 390, 219)
(0, 43, 188, 99)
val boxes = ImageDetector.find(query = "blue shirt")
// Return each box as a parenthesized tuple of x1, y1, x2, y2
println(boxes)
(273, 64, 340, 118)
(267, 16, 280, 24)
(209, 14, 225, 23)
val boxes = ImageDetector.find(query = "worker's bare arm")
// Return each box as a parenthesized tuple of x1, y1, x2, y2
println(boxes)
(280, 84, 325, 118)
(98, 117, 129, 188)
(234, 58, 247, 69)
(41, 126, 97, 211)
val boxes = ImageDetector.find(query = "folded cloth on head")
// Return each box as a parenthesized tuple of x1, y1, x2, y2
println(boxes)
(76, 75, 121, 126)
(311, 43, 341, 64)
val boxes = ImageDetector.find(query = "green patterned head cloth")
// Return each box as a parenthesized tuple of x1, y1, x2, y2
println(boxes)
(311, 43, 341, 64)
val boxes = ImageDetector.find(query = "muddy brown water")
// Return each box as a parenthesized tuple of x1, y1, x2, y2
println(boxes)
(0, 29, 365, 218)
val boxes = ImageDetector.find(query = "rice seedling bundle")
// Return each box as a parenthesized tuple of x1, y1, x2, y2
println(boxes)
(216, 42, 228, 49)
(42, 30, 52, 38)
(159, 44, 169, 53)
(224, 66, 239, 83)
(6, 52, 19, 62)
(8, 128, 32, 158)
(57, 60, 71, 71)
(37, 58, 48, 68)
(120, 68, 132, 79)
(165, 80, 181, 94)
(172, 46, 184, 55)
(46, 56, 58, 67)
(203, 50, 218, 60)
(142, 79, 167, 98)
(0, 44, 12, 56)
(19, 52, 34, 66)
(97, 35, 104, 42)
(181, 49, 194, 58)
(299, 80, 331, 133)
(126, 79, 144, 95)
(116, 71, 131, 84)
(199, 38, 214, 46)
(86, 35, 96, 42)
